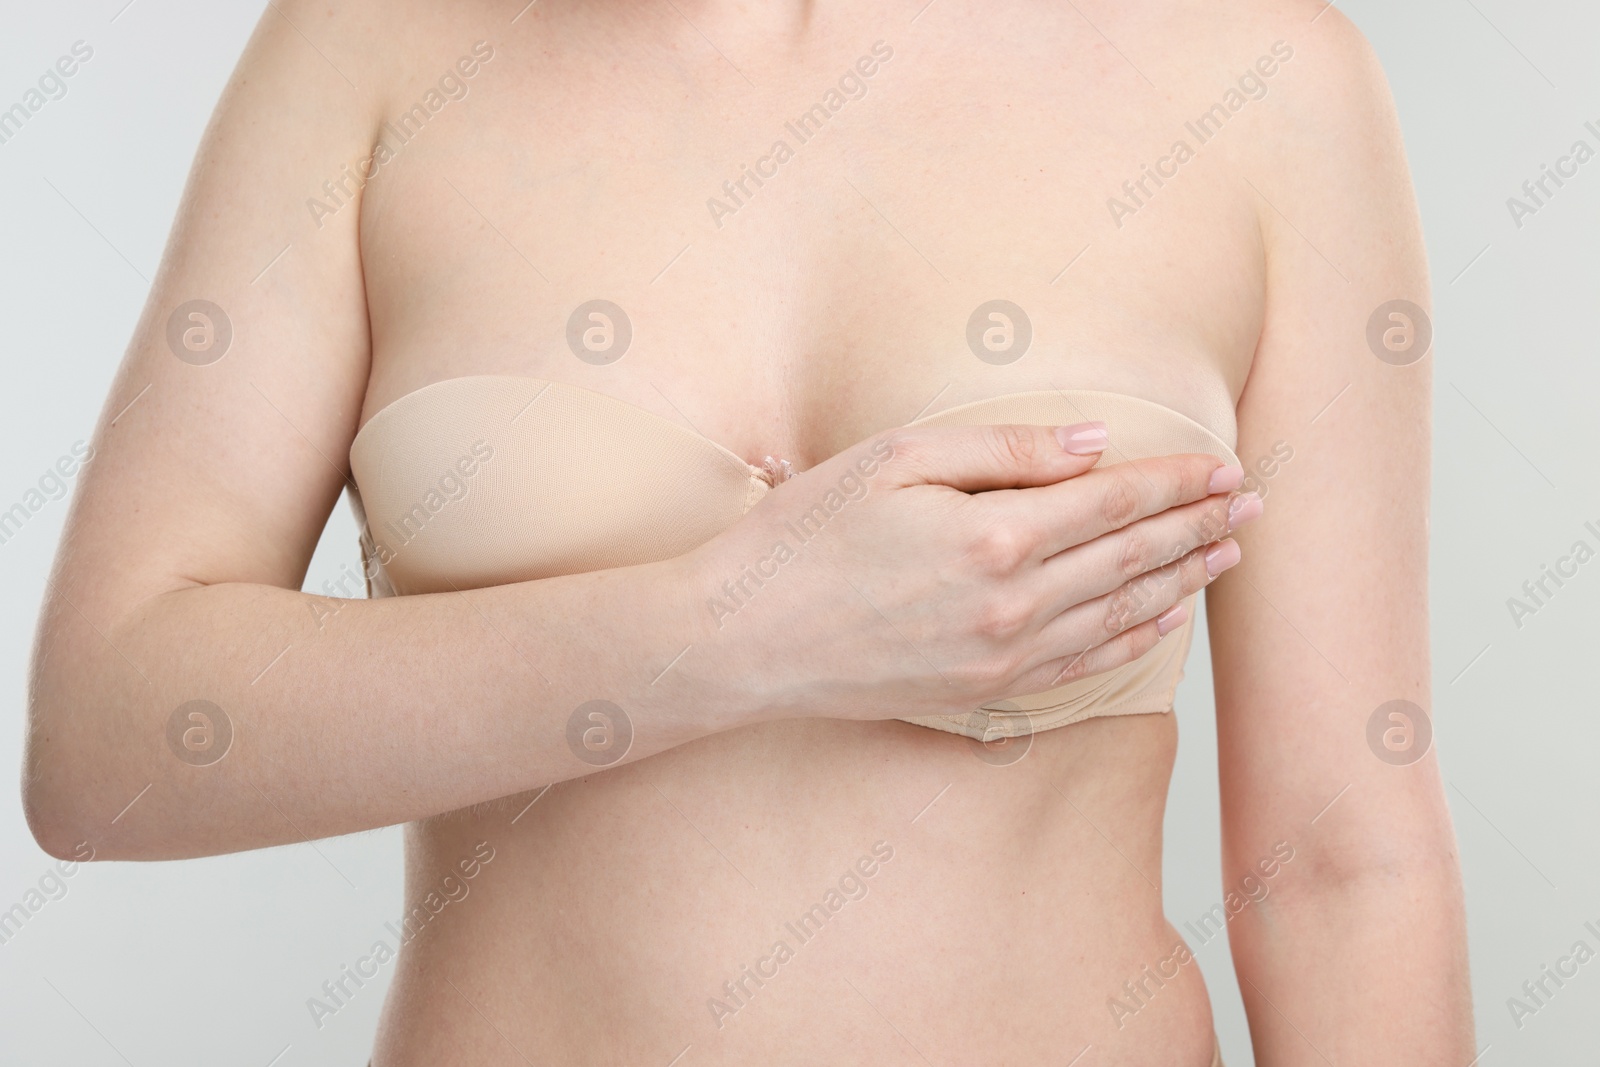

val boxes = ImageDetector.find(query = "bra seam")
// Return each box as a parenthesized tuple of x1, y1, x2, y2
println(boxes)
(907, 387, 1235, 455)
(350, 375, 764, 489)
(349, 375, 1236, 482)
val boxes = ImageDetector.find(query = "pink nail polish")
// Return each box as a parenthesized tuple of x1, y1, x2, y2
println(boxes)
(1208, 464, 1245, 493)
(1205, 539, 1241, 577)
(1055, 422, 1108, 455)
(1156, 603, 1188, 636)
(1227, 492, 1263, 531)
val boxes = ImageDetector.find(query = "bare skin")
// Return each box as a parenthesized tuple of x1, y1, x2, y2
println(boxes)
(23, 1, 1471, 1065)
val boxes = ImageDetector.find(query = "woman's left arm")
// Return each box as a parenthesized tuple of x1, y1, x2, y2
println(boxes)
(1208, 11, 1473, 1063)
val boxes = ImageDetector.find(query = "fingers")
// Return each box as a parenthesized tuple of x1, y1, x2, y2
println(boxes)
(870, 422, 1113, 492)
(1024, 536, 1238, 678)
(1036, 489, 1262, 610)
(1011, 615, 1170, 695)
(984, 452, 1242, 561)
(982, 483, 1259, 697)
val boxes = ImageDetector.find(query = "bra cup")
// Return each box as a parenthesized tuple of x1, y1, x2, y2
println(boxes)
(894, 390, 1237, 739)
(350, 377, 761, 595)
(349, 377, 1239, 737)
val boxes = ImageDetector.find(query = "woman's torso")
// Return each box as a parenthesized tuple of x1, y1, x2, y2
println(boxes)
(355, 2, 1265, 1062)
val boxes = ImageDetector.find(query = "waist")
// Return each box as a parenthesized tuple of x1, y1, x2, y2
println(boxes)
(373, 714, 1216, 1065)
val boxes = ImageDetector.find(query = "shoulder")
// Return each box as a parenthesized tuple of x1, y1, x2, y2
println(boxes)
(230, 0, 508, 126)
(1126, 2, 1398, 155)
(1199, 3, 1409, 193)
(1161, 0, 1387, 87)
(1156, 3, 1425, 287)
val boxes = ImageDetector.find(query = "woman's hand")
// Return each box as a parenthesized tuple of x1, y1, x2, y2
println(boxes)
(680, 422, 1260, 723)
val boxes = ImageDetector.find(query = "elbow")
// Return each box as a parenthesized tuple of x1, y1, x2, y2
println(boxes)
(26, 618, 180, 862)
(22, 776, 102, 864)
(25, 637, 119, 860)
(22, 758, 104, 864)
(29, 825, 99, 866)
(25, 697, 238, 863)
(22, 717, 112, 864)
(1275, 811, 1465, 900)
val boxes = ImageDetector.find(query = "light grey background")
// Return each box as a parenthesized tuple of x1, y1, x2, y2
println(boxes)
(1, 2, 1595, 1064)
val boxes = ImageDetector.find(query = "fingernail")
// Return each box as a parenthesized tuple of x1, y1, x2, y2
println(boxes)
(1155, 603, 1188, 636)
(1056, 422, 1108, 454)
(1205, 539, 1241, 577)
(1208, 464, 1245, 493)
(1227, 492, 1263, 531)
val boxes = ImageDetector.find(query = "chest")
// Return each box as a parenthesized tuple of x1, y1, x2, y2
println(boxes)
(355, 9, 1262, 464)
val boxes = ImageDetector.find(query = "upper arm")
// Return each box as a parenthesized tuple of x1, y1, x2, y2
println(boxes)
(1207, 9, 1448, 876)
(44, 1, 381, 624)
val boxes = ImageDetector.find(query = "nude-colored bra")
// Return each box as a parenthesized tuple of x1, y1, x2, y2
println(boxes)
(347, 376, 1239, 742)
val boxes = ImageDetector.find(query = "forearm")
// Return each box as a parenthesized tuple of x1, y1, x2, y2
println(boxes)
(1228, 842, 1473, 1063)
(25, 551, 749, 860)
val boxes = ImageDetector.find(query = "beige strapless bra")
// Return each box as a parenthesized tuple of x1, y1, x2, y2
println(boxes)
(347, 376, 1239, 741)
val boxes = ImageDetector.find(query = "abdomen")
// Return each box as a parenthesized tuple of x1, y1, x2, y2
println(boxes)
(373, 713, 1216, 1067)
